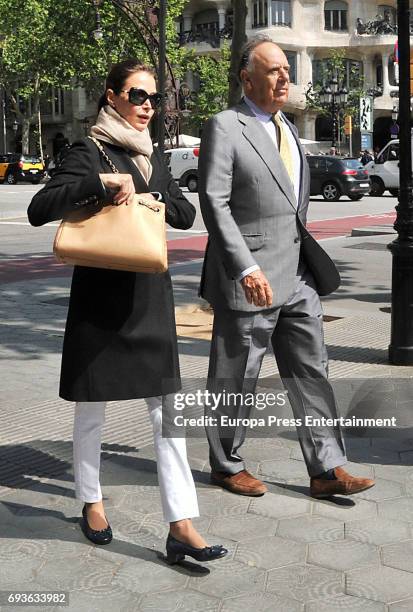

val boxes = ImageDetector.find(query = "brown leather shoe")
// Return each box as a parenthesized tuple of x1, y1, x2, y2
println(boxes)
(210, 469, 268, 496)
(310, 466, 375, 499)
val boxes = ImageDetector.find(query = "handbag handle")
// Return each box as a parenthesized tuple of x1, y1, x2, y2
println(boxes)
(88, 136, 120, 174)
(88, 136, 160, 213)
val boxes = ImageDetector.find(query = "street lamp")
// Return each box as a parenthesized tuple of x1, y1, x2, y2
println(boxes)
(319, 76, 348, 149)
(12, 119, 18, 151)
(91, 0, 104, 40)
(388, 0, 413, 364)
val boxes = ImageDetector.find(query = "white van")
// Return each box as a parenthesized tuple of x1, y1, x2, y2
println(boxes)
(164, 147, 199, 192)
(365, 138, 409, 197)
(365, 140, 399, 196)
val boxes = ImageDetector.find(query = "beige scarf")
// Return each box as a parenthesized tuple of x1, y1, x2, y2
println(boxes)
(90, 105, 153, 183)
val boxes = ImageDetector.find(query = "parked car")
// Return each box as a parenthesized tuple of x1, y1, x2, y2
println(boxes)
(307, 155, 371, 201)
(364, 140, 402, 197)
(164, 147, 199, 192)
(0, 153, 44, 185)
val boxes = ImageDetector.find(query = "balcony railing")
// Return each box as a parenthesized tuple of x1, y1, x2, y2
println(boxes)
(356, 13, 408, 36)
(178, 25, 233, 48)
(252, 19, 291, 28)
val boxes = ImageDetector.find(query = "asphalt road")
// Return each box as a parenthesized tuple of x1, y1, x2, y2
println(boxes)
(0, 184, 398, 260)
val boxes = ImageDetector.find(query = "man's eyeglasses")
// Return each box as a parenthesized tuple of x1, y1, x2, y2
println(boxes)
(120, 88, 163, 109)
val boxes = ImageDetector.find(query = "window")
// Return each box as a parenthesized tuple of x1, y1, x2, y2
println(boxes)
(195, 21, 219, 37)
(315, 115, 334, 141)
(54, 88, 65, 116)
(253, 0, 268, 28)
(324, 0, 348, 31)
(307, 157, 326, 170)
(312, 58, 363, 90)
(271, 0, 291, 26)
(193, 9, 220, 39)
(378, 5, 397, 24)
(376, 63, 383, 89)
(377, 142, 399, 163)
(40, 96, 52, 115)
(285, 51, 297, 84)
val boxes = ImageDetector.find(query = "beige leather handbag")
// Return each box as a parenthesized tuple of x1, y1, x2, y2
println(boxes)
(53, 137, 168, 274)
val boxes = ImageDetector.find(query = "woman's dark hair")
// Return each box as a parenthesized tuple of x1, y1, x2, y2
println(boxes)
(98, 59, 156, 111)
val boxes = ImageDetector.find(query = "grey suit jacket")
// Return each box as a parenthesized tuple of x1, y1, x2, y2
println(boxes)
(198, 100, 340, 312)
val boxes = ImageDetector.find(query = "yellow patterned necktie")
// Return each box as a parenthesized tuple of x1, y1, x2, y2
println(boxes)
(272, 113, 294, 185)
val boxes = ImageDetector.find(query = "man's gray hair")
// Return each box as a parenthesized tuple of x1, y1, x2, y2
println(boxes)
(238, 35, 281, 79)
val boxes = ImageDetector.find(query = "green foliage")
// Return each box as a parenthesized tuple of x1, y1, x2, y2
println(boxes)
(188, 45, 231, 128)
(0, 0, 154, 101)
(0, 0, 232, 143)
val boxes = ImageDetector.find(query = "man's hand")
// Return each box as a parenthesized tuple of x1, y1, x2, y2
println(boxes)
(99, 173, 135, 206)
(241, 270, 273, 307)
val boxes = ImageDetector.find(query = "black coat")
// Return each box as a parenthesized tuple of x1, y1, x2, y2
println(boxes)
(28, 137, 196, 402)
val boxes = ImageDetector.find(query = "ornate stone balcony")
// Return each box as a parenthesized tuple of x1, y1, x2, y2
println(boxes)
(178, 25, 233, 48)
(356, 13, 402, 36)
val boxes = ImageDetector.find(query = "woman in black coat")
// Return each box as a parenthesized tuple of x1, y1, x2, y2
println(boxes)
(28, 59, 227, 564)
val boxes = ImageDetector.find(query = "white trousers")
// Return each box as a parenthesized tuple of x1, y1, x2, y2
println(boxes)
(73, 396, 200, 523)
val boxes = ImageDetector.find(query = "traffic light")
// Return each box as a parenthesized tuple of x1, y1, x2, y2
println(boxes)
(344, 115, 352, 136)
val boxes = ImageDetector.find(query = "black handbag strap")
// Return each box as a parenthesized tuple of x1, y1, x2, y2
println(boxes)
(88, 136, 119, 174)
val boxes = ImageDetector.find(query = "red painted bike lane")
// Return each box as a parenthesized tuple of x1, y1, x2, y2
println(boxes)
(0, 211, 396, 285)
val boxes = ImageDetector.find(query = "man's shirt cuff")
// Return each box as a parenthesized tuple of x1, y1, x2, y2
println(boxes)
(237, 264, 260, 281)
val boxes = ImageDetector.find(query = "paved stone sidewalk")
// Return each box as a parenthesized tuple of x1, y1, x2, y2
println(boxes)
(1, 233, 413, 611)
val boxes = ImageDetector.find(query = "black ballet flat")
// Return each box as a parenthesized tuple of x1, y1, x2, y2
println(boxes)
(80, 503, 113, 545)
(165, 533, 228, 564)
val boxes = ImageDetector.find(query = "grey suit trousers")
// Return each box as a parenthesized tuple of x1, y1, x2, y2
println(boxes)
(205, 264, 347, 478)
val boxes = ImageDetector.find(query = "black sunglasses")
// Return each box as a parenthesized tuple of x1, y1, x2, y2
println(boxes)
(120, 88, 163, 108)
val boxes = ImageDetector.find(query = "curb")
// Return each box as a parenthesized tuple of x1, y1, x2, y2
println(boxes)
(351, 225, 396, 237)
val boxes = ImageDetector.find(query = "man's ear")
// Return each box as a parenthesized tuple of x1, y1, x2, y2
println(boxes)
(240, 69, 251, 92)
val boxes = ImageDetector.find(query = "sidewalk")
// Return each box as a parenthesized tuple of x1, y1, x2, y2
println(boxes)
(1, 230, 413, 612)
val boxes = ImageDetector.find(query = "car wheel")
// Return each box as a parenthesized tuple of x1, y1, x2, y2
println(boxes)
(322, 182, 341, 201)
(187, 175, 198, 192)
(369, 177, 385, 197)
(6, 173, 17, 185)
(349, 195, 363, 201)
(389, 189, 399, 197)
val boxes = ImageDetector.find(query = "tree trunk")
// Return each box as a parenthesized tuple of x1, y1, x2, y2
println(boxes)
(21, 119, 30, 154)
(227, 0, 248, 107)
(38, 108, 44, 162)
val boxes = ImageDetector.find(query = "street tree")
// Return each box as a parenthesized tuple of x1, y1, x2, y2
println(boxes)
(0, 0, 187, 153)
(228, 0, 248, 106)
(187, 45, 231, 129)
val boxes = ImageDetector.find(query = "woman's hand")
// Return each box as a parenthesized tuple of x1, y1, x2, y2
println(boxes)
(99, 173, 135, 205)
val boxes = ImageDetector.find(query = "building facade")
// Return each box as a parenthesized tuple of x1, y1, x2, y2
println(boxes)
(179, 0, 408, 152)
(1, 0, 409, 156)
(1, 85, 99, 158)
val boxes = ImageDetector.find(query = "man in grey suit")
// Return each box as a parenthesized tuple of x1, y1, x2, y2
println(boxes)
(198, 36, 375, 499)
